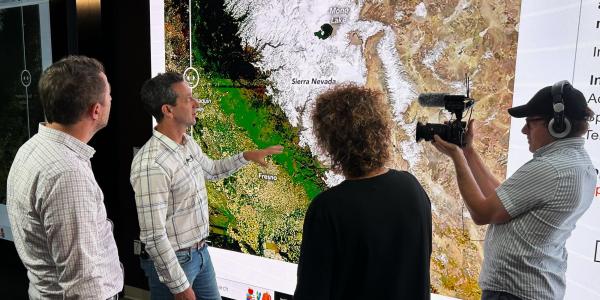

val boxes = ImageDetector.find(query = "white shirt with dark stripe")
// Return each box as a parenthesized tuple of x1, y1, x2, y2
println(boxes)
(482, 137, 597, 300)
(130, 130, 248, 293)
(6, 124, 123, 300)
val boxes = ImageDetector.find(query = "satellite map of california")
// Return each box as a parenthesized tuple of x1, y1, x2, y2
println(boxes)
(164, 0, 521, 298)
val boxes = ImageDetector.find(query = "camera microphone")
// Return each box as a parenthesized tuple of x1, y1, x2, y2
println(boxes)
(418, 93, 470, 107)
(418, 93, 450, 107)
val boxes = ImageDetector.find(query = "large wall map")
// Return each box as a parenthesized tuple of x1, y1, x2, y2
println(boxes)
(164, 0, 520, 298)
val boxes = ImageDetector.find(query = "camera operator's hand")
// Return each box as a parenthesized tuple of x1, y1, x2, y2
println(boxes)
(463, 120, 476, 150)
(432, 134, 463, 160)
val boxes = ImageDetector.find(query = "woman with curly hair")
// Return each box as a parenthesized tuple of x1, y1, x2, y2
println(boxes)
(294, 84, 432, 300)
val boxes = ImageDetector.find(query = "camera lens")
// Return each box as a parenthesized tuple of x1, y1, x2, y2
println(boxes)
(416, 122, 448, 142)
(416, 122, 431, 141)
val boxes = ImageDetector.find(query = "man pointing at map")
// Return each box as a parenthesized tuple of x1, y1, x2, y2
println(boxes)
(130, 72, 282, 300)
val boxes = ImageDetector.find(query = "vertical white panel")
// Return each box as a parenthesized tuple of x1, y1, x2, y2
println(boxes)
(38, 2, 52, 69)
(149, 0, 166, 76)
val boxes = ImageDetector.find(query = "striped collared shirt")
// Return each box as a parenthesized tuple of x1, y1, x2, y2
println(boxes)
(482, 137, 597, 300)
(130, 130, 248, 293)
(7, 124, 123, 300)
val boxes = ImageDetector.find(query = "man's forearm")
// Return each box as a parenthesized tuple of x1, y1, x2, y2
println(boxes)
(463, 147, 501, 197)
(432, 133, 507, 225)
(451, 152, 490, 225)
(143, 237, 190, 293)
(56, 240, 104, 299)
(132, 166, 192, 294)
(201, 152, 248, 180)
(43, 174, 106, 299)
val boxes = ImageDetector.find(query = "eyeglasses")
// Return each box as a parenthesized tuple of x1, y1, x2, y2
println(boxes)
(524, 117, 546, 129)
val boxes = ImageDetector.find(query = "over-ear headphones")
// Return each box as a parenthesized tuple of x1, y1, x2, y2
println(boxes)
(549, 80, 572, 138)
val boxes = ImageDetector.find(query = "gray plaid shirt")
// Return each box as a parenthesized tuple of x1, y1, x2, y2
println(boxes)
(7, 124, 123, 299)
(130, 130, 247, 293)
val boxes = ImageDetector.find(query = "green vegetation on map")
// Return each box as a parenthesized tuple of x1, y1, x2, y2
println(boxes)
(164, 0, 326, 262)
(213, 77, 326, 199)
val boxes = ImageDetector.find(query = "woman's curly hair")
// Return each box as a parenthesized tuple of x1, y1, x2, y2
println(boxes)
(312, 84, 393, 178)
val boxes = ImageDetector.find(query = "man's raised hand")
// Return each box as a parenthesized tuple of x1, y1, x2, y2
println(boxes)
(243, 145, 284, 167)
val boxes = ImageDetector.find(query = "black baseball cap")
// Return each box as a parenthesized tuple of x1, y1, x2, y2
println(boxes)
(508, 83, 589, 120)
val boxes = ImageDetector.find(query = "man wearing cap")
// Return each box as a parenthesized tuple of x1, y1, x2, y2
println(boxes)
(432, 81, 596, 300)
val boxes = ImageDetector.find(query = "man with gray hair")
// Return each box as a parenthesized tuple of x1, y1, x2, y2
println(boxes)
(7, 56, 123, 299)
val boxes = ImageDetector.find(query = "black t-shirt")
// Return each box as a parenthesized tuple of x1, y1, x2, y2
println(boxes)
(294, 169, 432, 300)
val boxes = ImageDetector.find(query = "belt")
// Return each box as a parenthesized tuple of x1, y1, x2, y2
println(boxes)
(139, 239, 206, 259)
(176, 239, 206, 252)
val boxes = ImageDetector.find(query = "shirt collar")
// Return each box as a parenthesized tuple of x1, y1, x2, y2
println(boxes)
(533, 137, 586, 157)
(38, 123, 96, 159)
(153, 129, 190, 152)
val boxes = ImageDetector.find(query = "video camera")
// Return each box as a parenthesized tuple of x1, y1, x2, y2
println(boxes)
(415, 83, 475, 147)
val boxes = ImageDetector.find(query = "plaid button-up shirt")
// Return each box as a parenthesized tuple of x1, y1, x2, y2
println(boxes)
(7, 124, 123, 299)
(130, 130, 247, 293)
